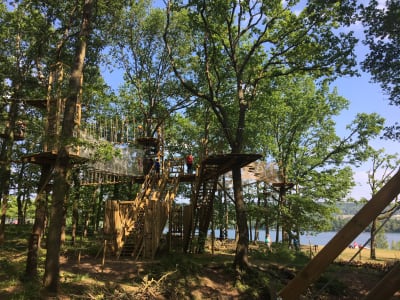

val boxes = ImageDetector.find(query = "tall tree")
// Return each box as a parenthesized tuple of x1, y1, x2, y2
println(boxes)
(360, 0, 400, 140)
(42, 0, 94, 295)
(366, 148, 400, 259)
(164, 0, 358, 269)
(250, 75, 384, 242)
(0, 0, 48, 244)
(107, 0, 191, 139)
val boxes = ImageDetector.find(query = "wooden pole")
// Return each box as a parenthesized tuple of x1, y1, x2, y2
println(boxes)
(278, 168, 400, 299)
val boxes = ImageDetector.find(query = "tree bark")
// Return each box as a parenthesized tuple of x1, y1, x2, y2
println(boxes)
(16, 164, 26, 224)
(42, 0, 93, 295)
(25, 165, 52, 279)
(232, 165, 249, 269)
(0, 87, 21, 244)
(370, 218, 377, 259)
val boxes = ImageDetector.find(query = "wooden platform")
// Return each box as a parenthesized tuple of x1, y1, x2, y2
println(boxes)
(201, 153, 262, 180)
(136, 137, 158, 146)
(21, 151, 88, 165)
(0, 133, 25, 141)
(81, 153, 262, 186)
(24, 99, 47, 110)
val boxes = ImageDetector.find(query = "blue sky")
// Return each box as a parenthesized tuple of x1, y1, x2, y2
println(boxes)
(333, 71, 399, 200)
(331, 4, 400, 200)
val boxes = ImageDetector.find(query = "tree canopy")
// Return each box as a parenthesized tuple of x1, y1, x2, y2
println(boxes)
(360, 0, 400, 140)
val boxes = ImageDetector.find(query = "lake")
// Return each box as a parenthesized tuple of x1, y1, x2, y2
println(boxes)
(223, 229, 400, 249)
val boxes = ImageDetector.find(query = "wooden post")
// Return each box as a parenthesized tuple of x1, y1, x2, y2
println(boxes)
(278, 169, 400, 299)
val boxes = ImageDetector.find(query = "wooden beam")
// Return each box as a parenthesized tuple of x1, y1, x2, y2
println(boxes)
(365, 262, 400, 299)
(278, 168, 400, 299)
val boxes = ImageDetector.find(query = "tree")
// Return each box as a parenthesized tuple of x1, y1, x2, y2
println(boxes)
(366, 148, 399, 259)
(0, 0, 48, 244)
(164, 0, 359, 269)
(107, 0, 192, 140)
(251, 75, 384, 244)
(42, 0, 94, 295)
(360, 0, 400, 140)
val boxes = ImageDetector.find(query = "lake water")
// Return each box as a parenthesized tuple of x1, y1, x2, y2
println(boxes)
(223, 229, 400, 249)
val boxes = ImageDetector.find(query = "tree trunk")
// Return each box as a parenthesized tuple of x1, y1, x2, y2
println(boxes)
(232, 166, 249, 269)
(254, 183, 261, 243)
(16, 163, 26, 224)
(95, 185, 104, 231)
(249, 215, 253, 242)
(25, 165, 52, 279)
(43, 164, 69, 294)
(0, 89, 21, 244)
(71, 191, 79, 245)
(42, 0, 93, 295)
(264, 183, 270, 238)
(223, 177, 228, 240)
(370, 218, 377, 259)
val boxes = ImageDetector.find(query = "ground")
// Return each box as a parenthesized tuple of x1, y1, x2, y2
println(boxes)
(53, 241, 400, 300)
(1, 236, 400, 299)
(57, 258, 396, 299)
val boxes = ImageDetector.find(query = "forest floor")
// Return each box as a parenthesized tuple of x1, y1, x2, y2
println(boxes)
(54, 241, 400, 300)
(1, 227, 400, 299)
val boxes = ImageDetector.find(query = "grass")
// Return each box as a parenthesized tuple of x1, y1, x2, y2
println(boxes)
(304, 244, 400, 264)
(1, 225, 399, 299)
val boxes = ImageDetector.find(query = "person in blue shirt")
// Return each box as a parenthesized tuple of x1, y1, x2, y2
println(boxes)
(155, 159, 161, 177)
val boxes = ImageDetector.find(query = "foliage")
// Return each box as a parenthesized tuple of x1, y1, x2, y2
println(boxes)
(164, 0, 361, 268)
(361, 0, 400, 107)
(367, 148, 400, 194)
(0, 225, 43, 299)
(374, 228, 389, 249)
(391, 240, 400, 250)
(107, 0, 190, 139)
(360, 0, 400, 140)
(331, 215, 400, 234)
(249, 74, 383, 238)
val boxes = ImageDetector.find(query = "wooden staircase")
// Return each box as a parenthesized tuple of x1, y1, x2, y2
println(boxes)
(187, 165, 219, 253)
(115, 160, 182, 259)
(104, 153, 261, 258)
(183, 153, 262, 254)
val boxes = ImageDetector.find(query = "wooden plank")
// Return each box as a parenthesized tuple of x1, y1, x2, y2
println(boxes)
(365, 262, 400, 300)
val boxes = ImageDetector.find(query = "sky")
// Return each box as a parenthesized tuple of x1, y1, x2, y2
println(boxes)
(333, 72, 399, 200)
(102, 0, 400, 201)
(331, 4, 400, 200)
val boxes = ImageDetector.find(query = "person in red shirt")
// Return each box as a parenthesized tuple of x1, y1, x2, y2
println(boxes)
(186, 154, 194, 174)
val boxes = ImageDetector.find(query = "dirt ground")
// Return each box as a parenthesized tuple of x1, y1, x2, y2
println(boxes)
(59, 255, 243, 299)
(2, 236, 399, 299)
(57, 250, 400, 300)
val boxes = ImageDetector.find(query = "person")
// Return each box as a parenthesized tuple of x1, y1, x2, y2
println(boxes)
(293, 238, 300, 251)
(15, 120, 26, 138)
(137, 125, 143, 137)
(265, 233, 272, 251)
(154, 158, 161, 177)
(186, 154, 194, 174)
